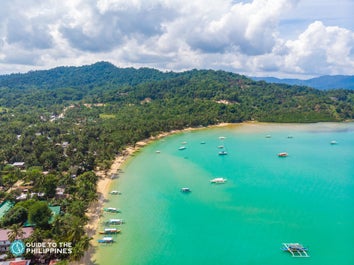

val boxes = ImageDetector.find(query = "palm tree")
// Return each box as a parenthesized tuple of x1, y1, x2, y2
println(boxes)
(70, 235, 92, 261)
(7, 224, 25, 242)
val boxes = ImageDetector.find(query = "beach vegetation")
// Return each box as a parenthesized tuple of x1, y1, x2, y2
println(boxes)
(0, 62, 353, 262)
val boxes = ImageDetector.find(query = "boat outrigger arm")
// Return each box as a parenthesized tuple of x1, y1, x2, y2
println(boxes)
(282, 243, 310, 258)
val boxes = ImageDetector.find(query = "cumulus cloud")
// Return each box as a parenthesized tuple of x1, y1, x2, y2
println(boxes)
(0, 0, 353, 77)
(283, 21, 354, 75)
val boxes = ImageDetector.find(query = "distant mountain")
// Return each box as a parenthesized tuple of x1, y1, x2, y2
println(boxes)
(251, 75, 354, 90)
(0, 61, 176, 89)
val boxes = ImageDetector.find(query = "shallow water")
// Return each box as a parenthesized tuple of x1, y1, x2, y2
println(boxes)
(95, 123, 354, 265)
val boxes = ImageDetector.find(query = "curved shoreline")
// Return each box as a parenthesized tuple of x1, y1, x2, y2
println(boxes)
(76, 122, 232, 265)
(77, 121, 353, 264)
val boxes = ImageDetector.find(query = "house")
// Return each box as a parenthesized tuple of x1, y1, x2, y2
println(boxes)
(0, 227, 33, 253)
(0, 258, 31, 265)
(55, 187, 66, 198)
(11, 163, 25, 169)
(0, 201, 14, 220)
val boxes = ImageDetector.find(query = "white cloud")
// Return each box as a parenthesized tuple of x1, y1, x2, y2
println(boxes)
(284, 21, 354, 75)
(0, 0, 353, 77)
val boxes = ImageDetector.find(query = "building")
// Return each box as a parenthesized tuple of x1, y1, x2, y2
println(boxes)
(0, 228, 33, 253)
(0, 258, 31, 265)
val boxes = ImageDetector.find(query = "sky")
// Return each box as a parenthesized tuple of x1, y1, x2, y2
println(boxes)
(0, 0, 353, 78)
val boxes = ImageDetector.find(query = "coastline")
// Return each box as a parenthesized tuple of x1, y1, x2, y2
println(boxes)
(76, 122, 233, 265)
(76, 120, 354, 265)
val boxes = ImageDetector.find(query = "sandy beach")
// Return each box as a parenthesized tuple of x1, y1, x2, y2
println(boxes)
(74, 121, 354, 264)
(76, 124, 229, 265)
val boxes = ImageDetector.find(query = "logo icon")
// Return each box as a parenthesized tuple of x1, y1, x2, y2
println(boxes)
(10, 240, 25, 256)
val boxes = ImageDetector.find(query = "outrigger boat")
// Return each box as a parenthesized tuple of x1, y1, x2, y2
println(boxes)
(210, 177, 227, 184)
(218, 151, 228, 155)
(98, 237, 114, 243)
(105, 218, 124, 225)
(104, 207, 121, 213)
(178, 146, 187, 150)
(281, 243, 309, 257)
(99, 228, 121, 234)
(180, 187, 191, 193)
(278, 152, 288, 157)
(110, 190, 121, 195)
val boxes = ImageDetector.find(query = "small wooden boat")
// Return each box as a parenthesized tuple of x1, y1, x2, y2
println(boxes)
(104, 207, 121, 213)
(281, 243, 309, 257)
(110, 190, 121, 195)
(99, 228, 121, 234)
(106, 219, 124, 225)
(180, 187, 191, 193)
(278, 152, 288, 157)
(98, 237, 114, 243)
(210, 178, 227, 184)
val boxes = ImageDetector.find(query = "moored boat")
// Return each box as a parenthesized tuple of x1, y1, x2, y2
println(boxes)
(98, 237, 114, 243)
(218, 151, 228, 155)
(278, 152, 288, 157)
(180, 187, 191, 193)
(210, 177, 227, 184)
(281, 243, 309, 257)
(330, 140, 338, 145)
(110, 190, 121, 195)
(178, 146, 186, 150)
(104, 207, 121, 213)
(99, 228, 121, 234)
(106, 218, 124, 225)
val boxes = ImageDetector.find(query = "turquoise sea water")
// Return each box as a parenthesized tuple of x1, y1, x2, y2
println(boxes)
(94, 123, 354, 265)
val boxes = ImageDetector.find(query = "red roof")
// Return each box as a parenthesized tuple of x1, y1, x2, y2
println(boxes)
(0, 227, 33, 241)
(9, 261, 29, 265)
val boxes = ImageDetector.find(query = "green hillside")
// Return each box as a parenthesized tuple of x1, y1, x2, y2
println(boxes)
(0, 62, 353, 262)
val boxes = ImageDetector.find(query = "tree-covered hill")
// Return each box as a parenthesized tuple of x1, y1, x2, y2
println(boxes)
(0, 62, 353, 262)
(0, 62, 353, 172)
(0, 61, 176, 90)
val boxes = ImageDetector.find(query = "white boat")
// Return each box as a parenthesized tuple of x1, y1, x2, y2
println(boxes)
(106, 219, 124, 225)
(210, 177, 227, 184)
(99, 228, 121, 234)
(278, 152, 288, 157)
(110, 190, 121, 195)
(219, 136, 226, 140)
(330, 140, 338, 145)
(282, 243, 309, 257)
(98, 237, 114, 243)
(180, 187, 191, 193)
(104, 207, 121, 213)
(156, 150, 161, 153)
(178, 146, 186, 150)
(218, 151, 228, 155)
